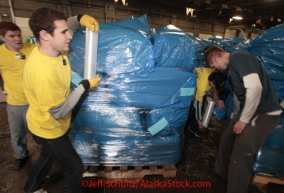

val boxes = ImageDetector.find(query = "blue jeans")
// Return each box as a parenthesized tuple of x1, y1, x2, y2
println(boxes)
(6, 104, 29, 159)
(24, 133, 85, 193)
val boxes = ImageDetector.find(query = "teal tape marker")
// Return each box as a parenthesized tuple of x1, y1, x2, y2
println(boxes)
(71, 71, 83, 86)
(180, 87, 196, 96)
(148, 117, 169, 136)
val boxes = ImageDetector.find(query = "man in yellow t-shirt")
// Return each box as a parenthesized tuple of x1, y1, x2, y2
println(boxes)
(193, 67, 215, 128)
(0, 22, 36, 171)
(23, 8, 100, 193)
(185, 68, 229, 137)
(0, 13, 100, 173)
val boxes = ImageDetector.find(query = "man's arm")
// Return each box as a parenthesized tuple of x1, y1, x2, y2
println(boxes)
(67, 15, 81, 36)
(233, 73, 262, 134)
(216, 86, 228, 101)
(48, 84, 85, 119)
(48, 75, 100, 119)
(67, 15, 99, 36)
(215, 85, 228, 110)
(239, 73, 262, 123)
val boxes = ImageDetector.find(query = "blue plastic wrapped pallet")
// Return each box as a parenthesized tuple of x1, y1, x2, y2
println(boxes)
(112, 14, 152, 39)
(151, 25, 199, 73)
(69, 23, 154, 77)
(68, 15, 197, 166)
(234, 24, 284, 81)
(70, 105, 189, 165)
(253, 112, 284, 176)
(270, 80, 284, 102)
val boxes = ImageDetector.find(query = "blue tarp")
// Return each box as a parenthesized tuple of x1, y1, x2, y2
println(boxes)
(112, 14, 152, 39)
(69, 23, 155, 77)
(67, 14, 284, 169)
(70, 105, 188, 165)
(254, 112, 284, 176)
(231, 24, 284, 81)
(68, 15, 197, 166)
(71, 67, 196, 109)
(151, 25, 199, 73)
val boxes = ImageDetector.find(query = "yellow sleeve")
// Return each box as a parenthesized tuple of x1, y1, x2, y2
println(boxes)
(194, 68, 215, 101)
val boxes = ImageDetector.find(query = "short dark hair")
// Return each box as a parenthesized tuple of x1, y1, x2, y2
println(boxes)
(204, 46, 226, 67)
(29, 7, 67, 41)
(208, 71, 227, 86)
(0, 22, 21, 37)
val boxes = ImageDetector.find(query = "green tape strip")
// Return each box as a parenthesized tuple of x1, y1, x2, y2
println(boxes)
(71, 71, 83, 86)
(148, 117, 169, 136)
(180, 87, 195, 96)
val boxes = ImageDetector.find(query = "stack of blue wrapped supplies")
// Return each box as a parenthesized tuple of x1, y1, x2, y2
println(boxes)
(253, 113, 284, 176)
(68, 14, 197, 166)
(246, 24, 284, 176)
(68, 11, 284, 172)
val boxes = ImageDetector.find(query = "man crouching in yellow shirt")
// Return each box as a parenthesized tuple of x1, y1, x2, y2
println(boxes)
(23, 8, 100, 193)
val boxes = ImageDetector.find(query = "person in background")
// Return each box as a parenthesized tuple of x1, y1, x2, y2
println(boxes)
(204, 45, 281, 193)
(0, 21, 36, 171)
(193, 68, 215, 130)
(22, 8, 100, 193)
(185, 70, 228, 137)
(207, 71, 229, 110)
(184, 67, 214, 138)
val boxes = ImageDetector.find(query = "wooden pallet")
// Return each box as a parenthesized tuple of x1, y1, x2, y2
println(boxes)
(83, 165, 176, 179)
(253, 173, 284, 185)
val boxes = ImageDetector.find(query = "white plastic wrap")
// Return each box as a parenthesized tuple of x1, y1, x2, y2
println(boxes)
(202, 101, 215, 128)
(84, 28, 98, 79)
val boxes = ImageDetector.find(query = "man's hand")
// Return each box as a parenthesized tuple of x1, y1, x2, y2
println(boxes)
(80, 15, 99, 32)
(233, 120, 246, 135)
(198, 120, 205, 129)
(216, 100, 225, 110)
(88, 75, 100, 88)
(206, 96, 213, 103)
(79, 75, 100, 90)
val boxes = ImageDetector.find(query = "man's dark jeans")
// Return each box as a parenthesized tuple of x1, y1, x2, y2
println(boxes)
(24, 133, 84, 193)
(213, 113, 280, 193)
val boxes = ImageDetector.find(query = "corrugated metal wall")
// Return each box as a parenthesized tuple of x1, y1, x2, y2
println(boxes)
(0, 0, 260, 38)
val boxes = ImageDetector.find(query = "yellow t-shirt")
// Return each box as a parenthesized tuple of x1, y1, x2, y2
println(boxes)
(0, 43, 36, 105)
(194, 67, 215, 101)
(23, 47, 71, 139)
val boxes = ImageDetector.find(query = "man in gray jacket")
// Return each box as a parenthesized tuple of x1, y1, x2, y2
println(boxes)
(204, 45, 281, 193)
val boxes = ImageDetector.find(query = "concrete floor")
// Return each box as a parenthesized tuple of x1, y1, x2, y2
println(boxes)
(0, 102, 283, 193)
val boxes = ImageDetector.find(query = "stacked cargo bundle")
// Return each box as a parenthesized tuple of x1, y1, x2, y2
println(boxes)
(247, 24, 284, 177)
(68, 15, 196, 166)
(151, 24, 199, 73)
(253, 113, 284, 176)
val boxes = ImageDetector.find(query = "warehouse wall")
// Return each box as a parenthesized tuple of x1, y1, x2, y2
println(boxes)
(0, 0, 262, 39)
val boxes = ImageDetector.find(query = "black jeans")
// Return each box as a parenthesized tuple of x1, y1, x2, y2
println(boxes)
(24, 133, 84, 193)
(184, 103, 199, 132)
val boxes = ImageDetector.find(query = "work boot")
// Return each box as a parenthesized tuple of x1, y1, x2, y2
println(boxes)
(13, 156, 29, 171)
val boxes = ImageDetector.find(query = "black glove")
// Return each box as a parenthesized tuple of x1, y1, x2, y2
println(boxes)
(79, 79, 90, 90)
